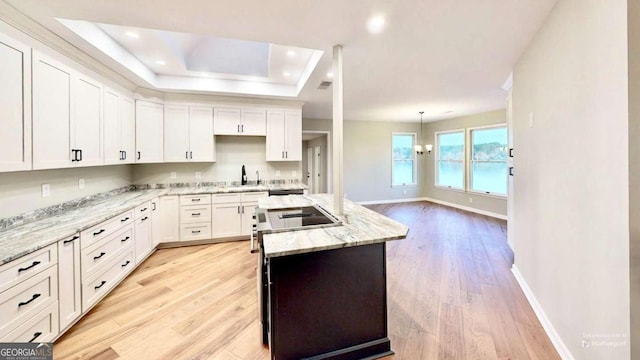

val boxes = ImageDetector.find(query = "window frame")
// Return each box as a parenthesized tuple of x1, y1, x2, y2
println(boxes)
(466, 124, 508, 198)
(390, 132, 417, 188)
(434, 128, 466, 191)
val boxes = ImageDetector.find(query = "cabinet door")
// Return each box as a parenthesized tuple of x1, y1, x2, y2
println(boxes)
(135, 100, 164, 163)
(284, 111, 302, 161)
(58, 234, 81, 329)
(212, 204, 242, 238)
(213, 107, 241, 135)
(266, 110, 285, 161)
(0, 33, 31, 172)
(241, 203, 258, 236)
(150, 198, 161, 247)
(189, 106, 215, 161)
(73, 75, 103, 167)
(241, 108, 266, 136)
(32, 52, 72, 170)
(164, 105, 190, 162)
(120, 97, 136, 164)
(103, 89, 121, 165)
(134, 215, 152, 264)
(159, 196, 180, 243)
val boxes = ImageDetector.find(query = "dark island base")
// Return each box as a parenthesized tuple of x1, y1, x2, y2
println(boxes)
(269, 242, 391, 360)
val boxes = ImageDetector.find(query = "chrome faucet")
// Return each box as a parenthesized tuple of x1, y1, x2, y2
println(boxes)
(256, 170, 261, 185)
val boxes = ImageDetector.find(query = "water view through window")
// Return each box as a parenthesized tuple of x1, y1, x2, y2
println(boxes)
(470, 127, 507, 195)
(436, 131, 464, 188)
(392, 134, 415, 186)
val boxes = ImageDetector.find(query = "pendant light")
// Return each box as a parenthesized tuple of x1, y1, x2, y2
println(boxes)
(415, 111, 424, 155)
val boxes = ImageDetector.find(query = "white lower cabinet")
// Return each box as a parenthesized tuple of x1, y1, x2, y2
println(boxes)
(134, 202, 153, 264)
(57, 233, 81, 331)
(211, 192, 267, 238)
(158, 196, 180, 243)
(179, 195, 212, 241)
(4, 301, 59, 343)
(81, 249, 134, 311)
(151, 197, 161, 247)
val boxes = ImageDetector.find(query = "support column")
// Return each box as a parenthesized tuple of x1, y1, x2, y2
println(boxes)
(332, 45, 344, 215)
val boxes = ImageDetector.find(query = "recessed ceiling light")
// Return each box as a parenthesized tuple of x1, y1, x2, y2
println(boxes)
(366, 15, 386, 34)
(156, 60, 166, 65)
(327, 72, 334, 78)
(287, 50, 296, 56)
(283, 72, 291, 77)
(125, 31, 139, 39)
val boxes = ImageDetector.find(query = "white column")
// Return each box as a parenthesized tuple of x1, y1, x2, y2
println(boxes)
(332, 45, 344, 215)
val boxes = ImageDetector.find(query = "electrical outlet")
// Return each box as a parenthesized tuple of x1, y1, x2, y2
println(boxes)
(469, 197, 473, 203)
(292, 170, 297, 178)
(42, 183, 50, 198)
(275, 170, 281, 177)
(79, 178, 85, 189)
(195, 171, 202, 179)
(170, 171, 177, 179)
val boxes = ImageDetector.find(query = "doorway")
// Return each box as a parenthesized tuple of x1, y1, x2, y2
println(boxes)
(301, 131, 331, 194)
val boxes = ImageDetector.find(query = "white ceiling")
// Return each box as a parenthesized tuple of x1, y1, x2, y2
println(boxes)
(3, 0, 558, 122)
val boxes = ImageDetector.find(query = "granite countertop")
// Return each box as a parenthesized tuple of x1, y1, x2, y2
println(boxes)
(258, 194, 408, 258)
(166, 182, 307, 195)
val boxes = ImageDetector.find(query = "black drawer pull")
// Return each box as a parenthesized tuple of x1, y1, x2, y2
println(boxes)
(93, 252, 106, 260)
(18, 261, 41, 273)
(141, 216, 148, 221)
(63, 235, 79, 244)
(192, 230, 201, 234)
(28, 332, 42, 343)
(121, 260, 131, 268)
(18, 293, 41, 307)
(94, 280, 107, 290)
(120, 217, 130, 222)
(140, 208, 147, 212)
(192, 213, 201, 216)
(509, 167, 514, 176)
(93, 229, 106, 236)
(191, 198, 201, 202)
(509, 148, 514, 157)
(121, 236, 130, 243)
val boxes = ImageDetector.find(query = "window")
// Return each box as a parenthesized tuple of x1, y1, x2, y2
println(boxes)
(435, 130, 465, 189)
(469, 126, 507, 196)
(392, 133, 416, 186)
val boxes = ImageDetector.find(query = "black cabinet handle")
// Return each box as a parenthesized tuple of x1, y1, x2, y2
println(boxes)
(121, 260, 131, 268)
(120, 217, 130, 222)
(186, 151, 189, 159)
(18, 293, 41, 307)
(123, 151, 127, 160)
(137, 151, 141, 160)
(192, 230, 201, 234)
(140, 208, 147, 212)
(119, 151, 123, 161)
(237, 124, 240, 133)
(93, 252, 106, 260)
(94, 280, 107, 290)
(241, 124, 244, 133)
(192, 198, 201, 202)
(78, 149, 83, 162)
(71, 149, 77, 162)
(121, 236, 130, 243)
(141, 216, 148, 222)
(190, 151, 193, 159)
(152, 202, 157, 211)
(241, 205, 245, 213)
(63, 235, 79, 244)
(28, 332, 42, 343)
(509, 148, 514, 158)
(509, 167, 514, 176)
(192, 213, 201, 216)
(93, 229, 106, 236)
(285, 151, 288, 159)
(281, 151, 284, 159)
(18, 261, 41, 273)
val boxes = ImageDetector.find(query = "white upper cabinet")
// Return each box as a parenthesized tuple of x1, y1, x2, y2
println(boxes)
(104, 88, 135, 165)
(266, 109, 302, 161)
(32, 51, 73, 170)
(0, 33, 31, 172)
(164, 105, 214, 162)
(135, 100, 164, 163)
(214, 107, 266, 136)
(73, 74, 103, 167)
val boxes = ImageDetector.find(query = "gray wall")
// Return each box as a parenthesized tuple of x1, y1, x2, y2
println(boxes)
(629, 0, 640, 356)
(132, 136, 301, 184)
(0, 165, 132, 219)
(423, 110, 508, 216)
(512, 0, 630, 359)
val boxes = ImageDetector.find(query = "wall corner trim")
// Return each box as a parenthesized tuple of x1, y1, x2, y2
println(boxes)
(511, 266, 575, 360)
(422, 197, 507, 220)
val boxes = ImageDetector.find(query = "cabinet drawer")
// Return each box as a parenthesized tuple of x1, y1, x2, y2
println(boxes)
(180, 205, 212, 223)
(82, 250, 134, 311)
(81, 210, 134, 249)
(180, 223, 212, 241)
(0, 265, 57, 337)
(241, 191, 268, 202)
(212, 193, 242, 204)
(134, 201, 151, 219)
(1, 301, 59, 343)
(81, 226, 133, 279)
(0, 243, 57, 294)
(180, 194, 212, 206)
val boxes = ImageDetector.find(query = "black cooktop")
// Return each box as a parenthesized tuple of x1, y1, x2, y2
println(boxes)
(266, 206, 339, 230)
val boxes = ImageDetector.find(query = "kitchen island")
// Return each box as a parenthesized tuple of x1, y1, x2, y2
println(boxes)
(256, 194, 408, 360)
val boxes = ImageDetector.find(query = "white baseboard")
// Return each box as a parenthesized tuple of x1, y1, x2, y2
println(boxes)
(357, 197, 428, 205)
(511, 266, 574, 360)
(421, 197, 507, 220)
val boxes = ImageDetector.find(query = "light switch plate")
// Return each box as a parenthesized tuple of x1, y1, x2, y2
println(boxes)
(275, 170, 281, 177)
(195, 171, 202, 179)
(42, 183, 50, 197)
(170, 171, 177, 179)
(292, 170, 297, 178)
(529, 112, 534, 128)
(79, 178, 85, 189)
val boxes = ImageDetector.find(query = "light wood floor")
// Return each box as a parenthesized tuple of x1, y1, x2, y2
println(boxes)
(54, 201, 560, 359)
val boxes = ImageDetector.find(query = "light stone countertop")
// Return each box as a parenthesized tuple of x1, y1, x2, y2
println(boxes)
(166, 182, 306, 195)
(258, 194, 409, 258)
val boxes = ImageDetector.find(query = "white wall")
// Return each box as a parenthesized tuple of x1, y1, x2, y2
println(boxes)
(0, 165, 132, 219)
(512, 0, 629, 359)
(132, 136, 301, 184)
